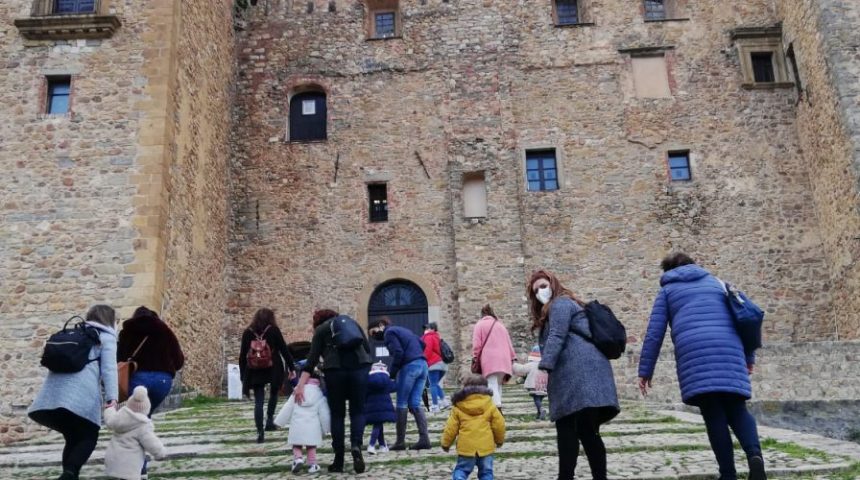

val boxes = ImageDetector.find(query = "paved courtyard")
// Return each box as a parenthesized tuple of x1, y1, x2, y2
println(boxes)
(2, 386, 859, 479)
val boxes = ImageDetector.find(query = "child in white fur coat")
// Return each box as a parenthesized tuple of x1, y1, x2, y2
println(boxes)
(104, 386, 166, 480)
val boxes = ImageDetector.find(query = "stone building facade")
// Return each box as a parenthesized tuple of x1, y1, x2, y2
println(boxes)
(1, 0, 859, 444)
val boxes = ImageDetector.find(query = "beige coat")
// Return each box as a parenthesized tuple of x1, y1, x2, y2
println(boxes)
(104, 407, 166, 480)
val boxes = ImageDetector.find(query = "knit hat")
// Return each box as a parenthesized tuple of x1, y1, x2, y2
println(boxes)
(370, 361, 389, 376)
(127, 386, 151, 415)
(528, 345, 541, 362)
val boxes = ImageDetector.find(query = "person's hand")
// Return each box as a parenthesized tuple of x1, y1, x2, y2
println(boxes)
(638, 377, 652, 397)
(105, 400, 117, 409)
(294, 384, 305, 405)
(747, 364, 754, 375)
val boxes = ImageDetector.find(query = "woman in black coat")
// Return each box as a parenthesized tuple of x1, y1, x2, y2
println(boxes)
(239, 308, 295, 443)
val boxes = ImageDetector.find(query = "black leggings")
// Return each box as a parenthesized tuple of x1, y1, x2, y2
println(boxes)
(324, 366, 371, 453)
(29, 408, 100, 476)
(252, 382, 281, 432)
(555, 408, 607, 480)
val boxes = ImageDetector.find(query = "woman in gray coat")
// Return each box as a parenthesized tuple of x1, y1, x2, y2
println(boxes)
(29, 305, 119, 480)
(529, 270, 619, 480)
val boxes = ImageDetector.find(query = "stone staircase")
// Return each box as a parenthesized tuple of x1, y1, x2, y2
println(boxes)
(2, 386, 859, 479)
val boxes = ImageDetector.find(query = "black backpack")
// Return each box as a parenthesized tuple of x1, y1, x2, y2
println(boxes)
(440, 338, 455, 364)
(330, 315, 365, 349)
(41, 316, 101, 373)
(575, 301, 627, 360)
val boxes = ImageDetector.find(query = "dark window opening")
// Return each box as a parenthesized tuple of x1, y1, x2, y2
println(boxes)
(289, 91, 327, 142)
(47, 76, 71, 115)
(644, 0, 666, 20)
(368, 184, 388, 222)
(668, 151, 691, 181)
(55, 0, 96, 14)
(374, 12, 396, 38)
(526, 150, 559, 192)
(751, 52, 775, 83)
(556, 0, 579, 25)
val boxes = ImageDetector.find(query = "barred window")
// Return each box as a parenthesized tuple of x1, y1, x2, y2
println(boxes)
(374, 12, 396, 38)
(751, 52, 776, 83)
(644, 0, 666, 20)
(368, 184, 389, 222)
(556, 0, 579, 25)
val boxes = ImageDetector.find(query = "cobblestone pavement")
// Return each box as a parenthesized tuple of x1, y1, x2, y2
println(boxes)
(2, 387, 858, 479)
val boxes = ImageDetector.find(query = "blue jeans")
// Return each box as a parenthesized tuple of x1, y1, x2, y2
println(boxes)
(129, 371, 173, 475)
(453, 455, 494, 480)
(428, 369, 445, 405)
(395, 359, 428, 410)
(696, 393, 762, 480)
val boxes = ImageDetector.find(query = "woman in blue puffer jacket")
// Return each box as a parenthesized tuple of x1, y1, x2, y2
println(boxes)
(638, 253, 766, 480)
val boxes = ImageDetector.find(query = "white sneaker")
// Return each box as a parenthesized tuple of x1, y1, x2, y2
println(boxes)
(378, 444, 389, 453)
(441, 397, 452, 409)
(307, 464, 321, 473)
(291, 458, 304, 473)
(367, 444, 376, 455)
(430, 405, 441, 414)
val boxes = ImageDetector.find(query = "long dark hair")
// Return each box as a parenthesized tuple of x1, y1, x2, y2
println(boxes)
(249, 308, 277, 333)
(526, 270, 584, 333)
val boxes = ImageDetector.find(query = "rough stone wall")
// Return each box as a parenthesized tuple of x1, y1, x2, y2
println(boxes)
(229, 0, 835, 367)
(779, 0, 860, 339)
(158, 0, 235, 395)
(0, 0, 235, 443)
(0, 0, 163, 444)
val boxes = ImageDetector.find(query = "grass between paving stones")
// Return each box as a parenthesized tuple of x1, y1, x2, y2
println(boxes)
(760, 438, 831, 461)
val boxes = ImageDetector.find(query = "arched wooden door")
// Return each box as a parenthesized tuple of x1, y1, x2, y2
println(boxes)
(368, 280, 429, 336)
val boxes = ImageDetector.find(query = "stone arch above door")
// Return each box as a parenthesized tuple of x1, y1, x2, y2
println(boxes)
(356, 270, 441, 331)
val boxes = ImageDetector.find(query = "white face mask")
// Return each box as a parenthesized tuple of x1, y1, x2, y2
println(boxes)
(536, 286, 553, 305)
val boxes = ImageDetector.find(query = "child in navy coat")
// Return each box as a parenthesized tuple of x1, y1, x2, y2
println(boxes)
(364, 362, 397, 454)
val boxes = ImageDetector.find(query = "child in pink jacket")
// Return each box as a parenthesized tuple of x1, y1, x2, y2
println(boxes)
(471, 304, 516, 408)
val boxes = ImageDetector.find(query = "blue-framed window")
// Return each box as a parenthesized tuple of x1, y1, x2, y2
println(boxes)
(668, 151, 691, 181)
(644, 0, 666, 20)
(47, 77, 71, 115)
(556, 0, 579, 25)
(526, 150, 559, 192)
(55, 0, 97, 14)
(374, 11, 396, 38)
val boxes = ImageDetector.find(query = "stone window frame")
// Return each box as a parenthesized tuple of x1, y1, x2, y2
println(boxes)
(40, 73, 76, 118)
(619, 45, 676, 99)
(663, 148, 696, 185)
(732, 26, 794, 90)
(365, 0, 402, 41)
(15, 0, 121, 41)
(666, 150, 692, 182)
(522, 145, 565, 193)
(552, 0, 595, 28)
(641, 0, 690, 23)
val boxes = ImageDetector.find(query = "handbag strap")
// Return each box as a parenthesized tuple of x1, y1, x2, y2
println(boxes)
(477, 318, 498, 359)
(128, 336, 149, 361)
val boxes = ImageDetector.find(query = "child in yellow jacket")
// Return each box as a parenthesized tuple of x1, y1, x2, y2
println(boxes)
(441, 375, 506, 480)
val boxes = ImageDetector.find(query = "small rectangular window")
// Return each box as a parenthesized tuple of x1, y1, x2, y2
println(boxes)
(526, 150, 559, 192)
(374, 12, 396, 38)
(55, 0, 97, 14)
(644, 0, 666, 20)
(302, 99, 316, 116)
(368, 184, 388, 222)
(47, 76, 71, 115)
(556, 0, 579, 25)
(751, 52, 775, 83)
(668, 151, 691, 181)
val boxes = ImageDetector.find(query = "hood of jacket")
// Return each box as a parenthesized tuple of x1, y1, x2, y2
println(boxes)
(368, 371, 392, 391)
(85, 321, 117, 337)
(451, 386, 495, 416)
(660, 264, 710, 286)
(108, 407, 151, 434)
(300, 383, 325, 406)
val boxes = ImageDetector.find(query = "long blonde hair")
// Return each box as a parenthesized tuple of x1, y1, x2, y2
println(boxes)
(526, 270, 584, 332)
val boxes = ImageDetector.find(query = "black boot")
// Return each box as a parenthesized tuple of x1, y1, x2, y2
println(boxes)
(57, 471, 77, 480)
(351, 446, 366, 474)
(748, 455, 767, 480)
(328, 450, 344, 472)
(264, 416, 278, 431)
(409, 407, 431, 450)
(390, 408, 409, 451)
(256, 430, 264, 444)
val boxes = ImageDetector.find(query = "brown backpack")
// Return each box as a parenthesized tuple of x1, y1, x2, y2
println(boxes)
(246, 326, 273, 369)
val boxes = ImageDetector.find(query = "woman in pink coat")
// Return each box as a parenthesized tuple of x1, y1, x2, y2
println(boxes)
(471, 304, 516, 407)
